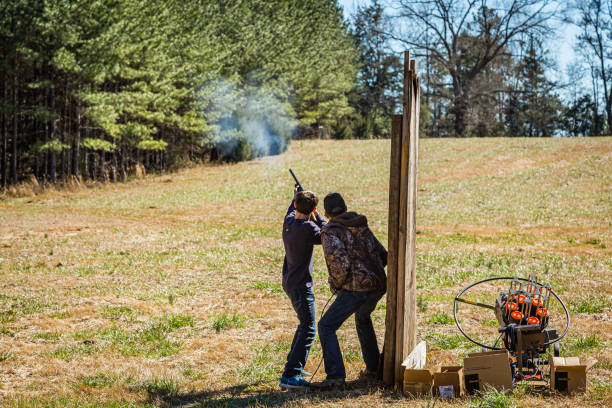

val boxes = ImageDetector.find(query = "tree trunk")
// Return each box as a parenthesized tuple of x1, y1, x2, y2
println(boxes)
(606, 88, 612, 135)
(119, 145, 126, 182)
(73, 102, 81, 177)
(11, 69, 18, 185)
(99, 150, 105, 182)
(50, 84, 57, 184)
(452, 75, 468, 136)
(1, 81, 7, 190)
(84, 148, 88, 181)
(112, 151, 118, 182)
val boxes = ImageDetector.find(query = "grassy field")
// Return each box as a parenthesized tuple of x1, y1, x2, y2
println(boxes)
(0, 138, 610, 407)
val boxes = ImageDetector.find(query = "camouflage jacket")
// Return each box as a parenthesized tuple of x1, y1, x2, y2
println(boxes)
(321, 212, 387, 292)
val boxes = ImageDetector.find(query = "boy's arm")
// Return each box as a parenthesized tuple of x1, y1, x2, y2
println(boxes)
(310, 224, 322, 245)
(313, 211, 326, 228)
(322, 229, 350, 292)
(286, 200, 296, 218)
(285, 187, 300, 218)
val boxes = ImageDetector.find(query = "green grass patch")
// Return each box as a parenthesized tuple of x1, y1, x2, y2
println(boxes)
(69, 314, 195, 359)
(101, 305, 133, 320)
(248, 281, 283, 293)
(0, 326, 14, 336)
(111, 314, 194, 358)
(425, 333, 469, 350)
(0, 351, 14, 361)
(572, 334, 604, 352)
(570, 296, 611, 314)
(562, 334, 605, 355)
(483, 319, 499, 327)
(233, 343, 287, 384)
(211, 313, 248, 333)
(49, 310, 70, 318)
(32, 331, 62, 340)
(588, 379, 612, 402)
(417, 295, 428, 313)
(1, 295, 48, 323)
(49, 342, 97, 361)
(469, 387, 517, 408)
(427, 311, 453, 325)
(181, 366, 205, 380)
(81, 372, 118, 388)
(137, 377, 180, 398)
(161, 313, 195, 330)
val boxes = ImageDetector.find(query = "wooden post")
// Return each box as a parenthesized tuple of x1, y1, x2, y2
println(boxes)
(382, 50, 420, 389)
(383, 114, 402, 385)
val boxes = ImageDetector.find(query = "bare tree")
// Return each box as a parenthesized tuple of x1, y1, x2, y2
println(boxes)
(389, 0, 555, 136)
(573, 0, 611, 133)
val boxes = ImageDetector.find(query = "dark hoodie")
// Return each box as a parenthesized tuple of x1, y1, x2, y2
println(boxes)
(321, 211, 388, 292)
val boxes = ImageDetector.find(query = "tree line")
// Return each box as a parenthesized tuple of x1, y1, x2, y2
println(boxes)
(0, 0, 356, 188)
(1, 0, 611, 190)
(350, 0, 611, 139)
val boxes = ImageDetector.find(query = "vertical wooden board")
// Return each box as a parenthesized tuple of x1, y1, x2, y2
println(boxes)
(404, 74, 420, 357)
(383, 114, 402, 385)
(400, 64, 416, 368)
(395, 50, 413, 385)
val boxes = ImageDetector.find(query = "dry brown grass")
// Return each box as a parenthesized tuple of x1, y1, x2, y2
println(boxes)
(0, 137, 610, 407)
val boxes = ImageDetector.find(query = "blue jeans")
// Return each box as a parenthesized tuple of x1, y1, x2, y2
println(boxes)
(283, 286, 316, 378)
(318, 289, 384, 380)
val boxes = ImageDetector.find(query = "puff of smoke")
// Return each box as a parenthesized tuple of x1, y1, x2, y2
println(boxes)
(202, 78, 297, 161)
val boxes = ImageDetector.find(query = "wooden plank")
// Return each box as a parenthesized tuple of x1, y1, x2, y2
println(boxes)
(382, 114, 402, 385)
(404, 73, 420, 361)
(394, 50, 413, 386)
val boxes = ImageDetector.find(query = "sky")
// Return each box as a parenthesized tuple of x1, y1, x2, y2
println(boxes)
(338, 0, 583, 93)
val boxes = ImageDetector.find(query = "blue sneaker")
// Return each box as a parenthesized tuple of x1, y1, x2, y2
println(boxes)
(279, 375, 310, 390)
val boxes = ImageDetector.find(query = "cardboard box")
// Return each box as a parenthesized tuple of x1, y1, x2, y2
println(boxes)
(463, 350, 512, 393)
(404, 368, 433, 395)
(550, 356, 594, 394)
(402, 341, 432, 395)
(433, 366, 465, 398)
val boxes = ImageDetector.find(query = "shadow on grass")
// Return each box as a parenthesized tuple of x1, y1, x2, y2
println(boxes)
(153, 379, 401, 407)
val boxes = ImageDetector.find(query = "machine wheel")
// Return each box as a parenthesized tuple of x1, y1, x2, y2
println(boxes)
(554, 343, 560, 357)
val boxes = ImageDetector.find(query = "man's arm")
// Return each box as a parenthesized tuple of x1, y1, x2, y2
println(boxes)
(322, 228, 350, 291)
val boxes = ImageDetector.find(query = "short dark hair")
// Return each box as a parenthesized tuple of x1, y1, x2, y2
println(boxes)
(296, 191, 318, 214)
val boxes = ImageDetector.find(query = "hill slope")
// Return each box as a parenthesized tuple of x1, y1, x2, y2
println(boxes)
(0, 138, 610, 407)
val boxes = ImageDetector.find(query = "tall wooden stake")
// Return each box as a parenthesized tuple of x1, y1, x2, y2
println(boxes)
(383, 114, 402, 385)
(383, 50, 420, 389)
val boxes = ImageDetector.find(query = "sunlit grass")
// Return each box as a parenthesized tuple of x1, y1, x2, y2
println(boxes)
(0, 138, 610, 407)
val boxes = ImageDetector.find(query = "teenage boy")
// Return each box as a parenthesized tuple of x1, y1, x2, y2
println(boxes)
(279, 189, 326, 390)
(311, 192, 387, 390)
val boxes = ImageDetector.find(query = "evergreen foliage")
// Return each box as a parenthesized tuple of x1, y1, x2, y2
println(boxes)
(0, 0, 357, 187)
